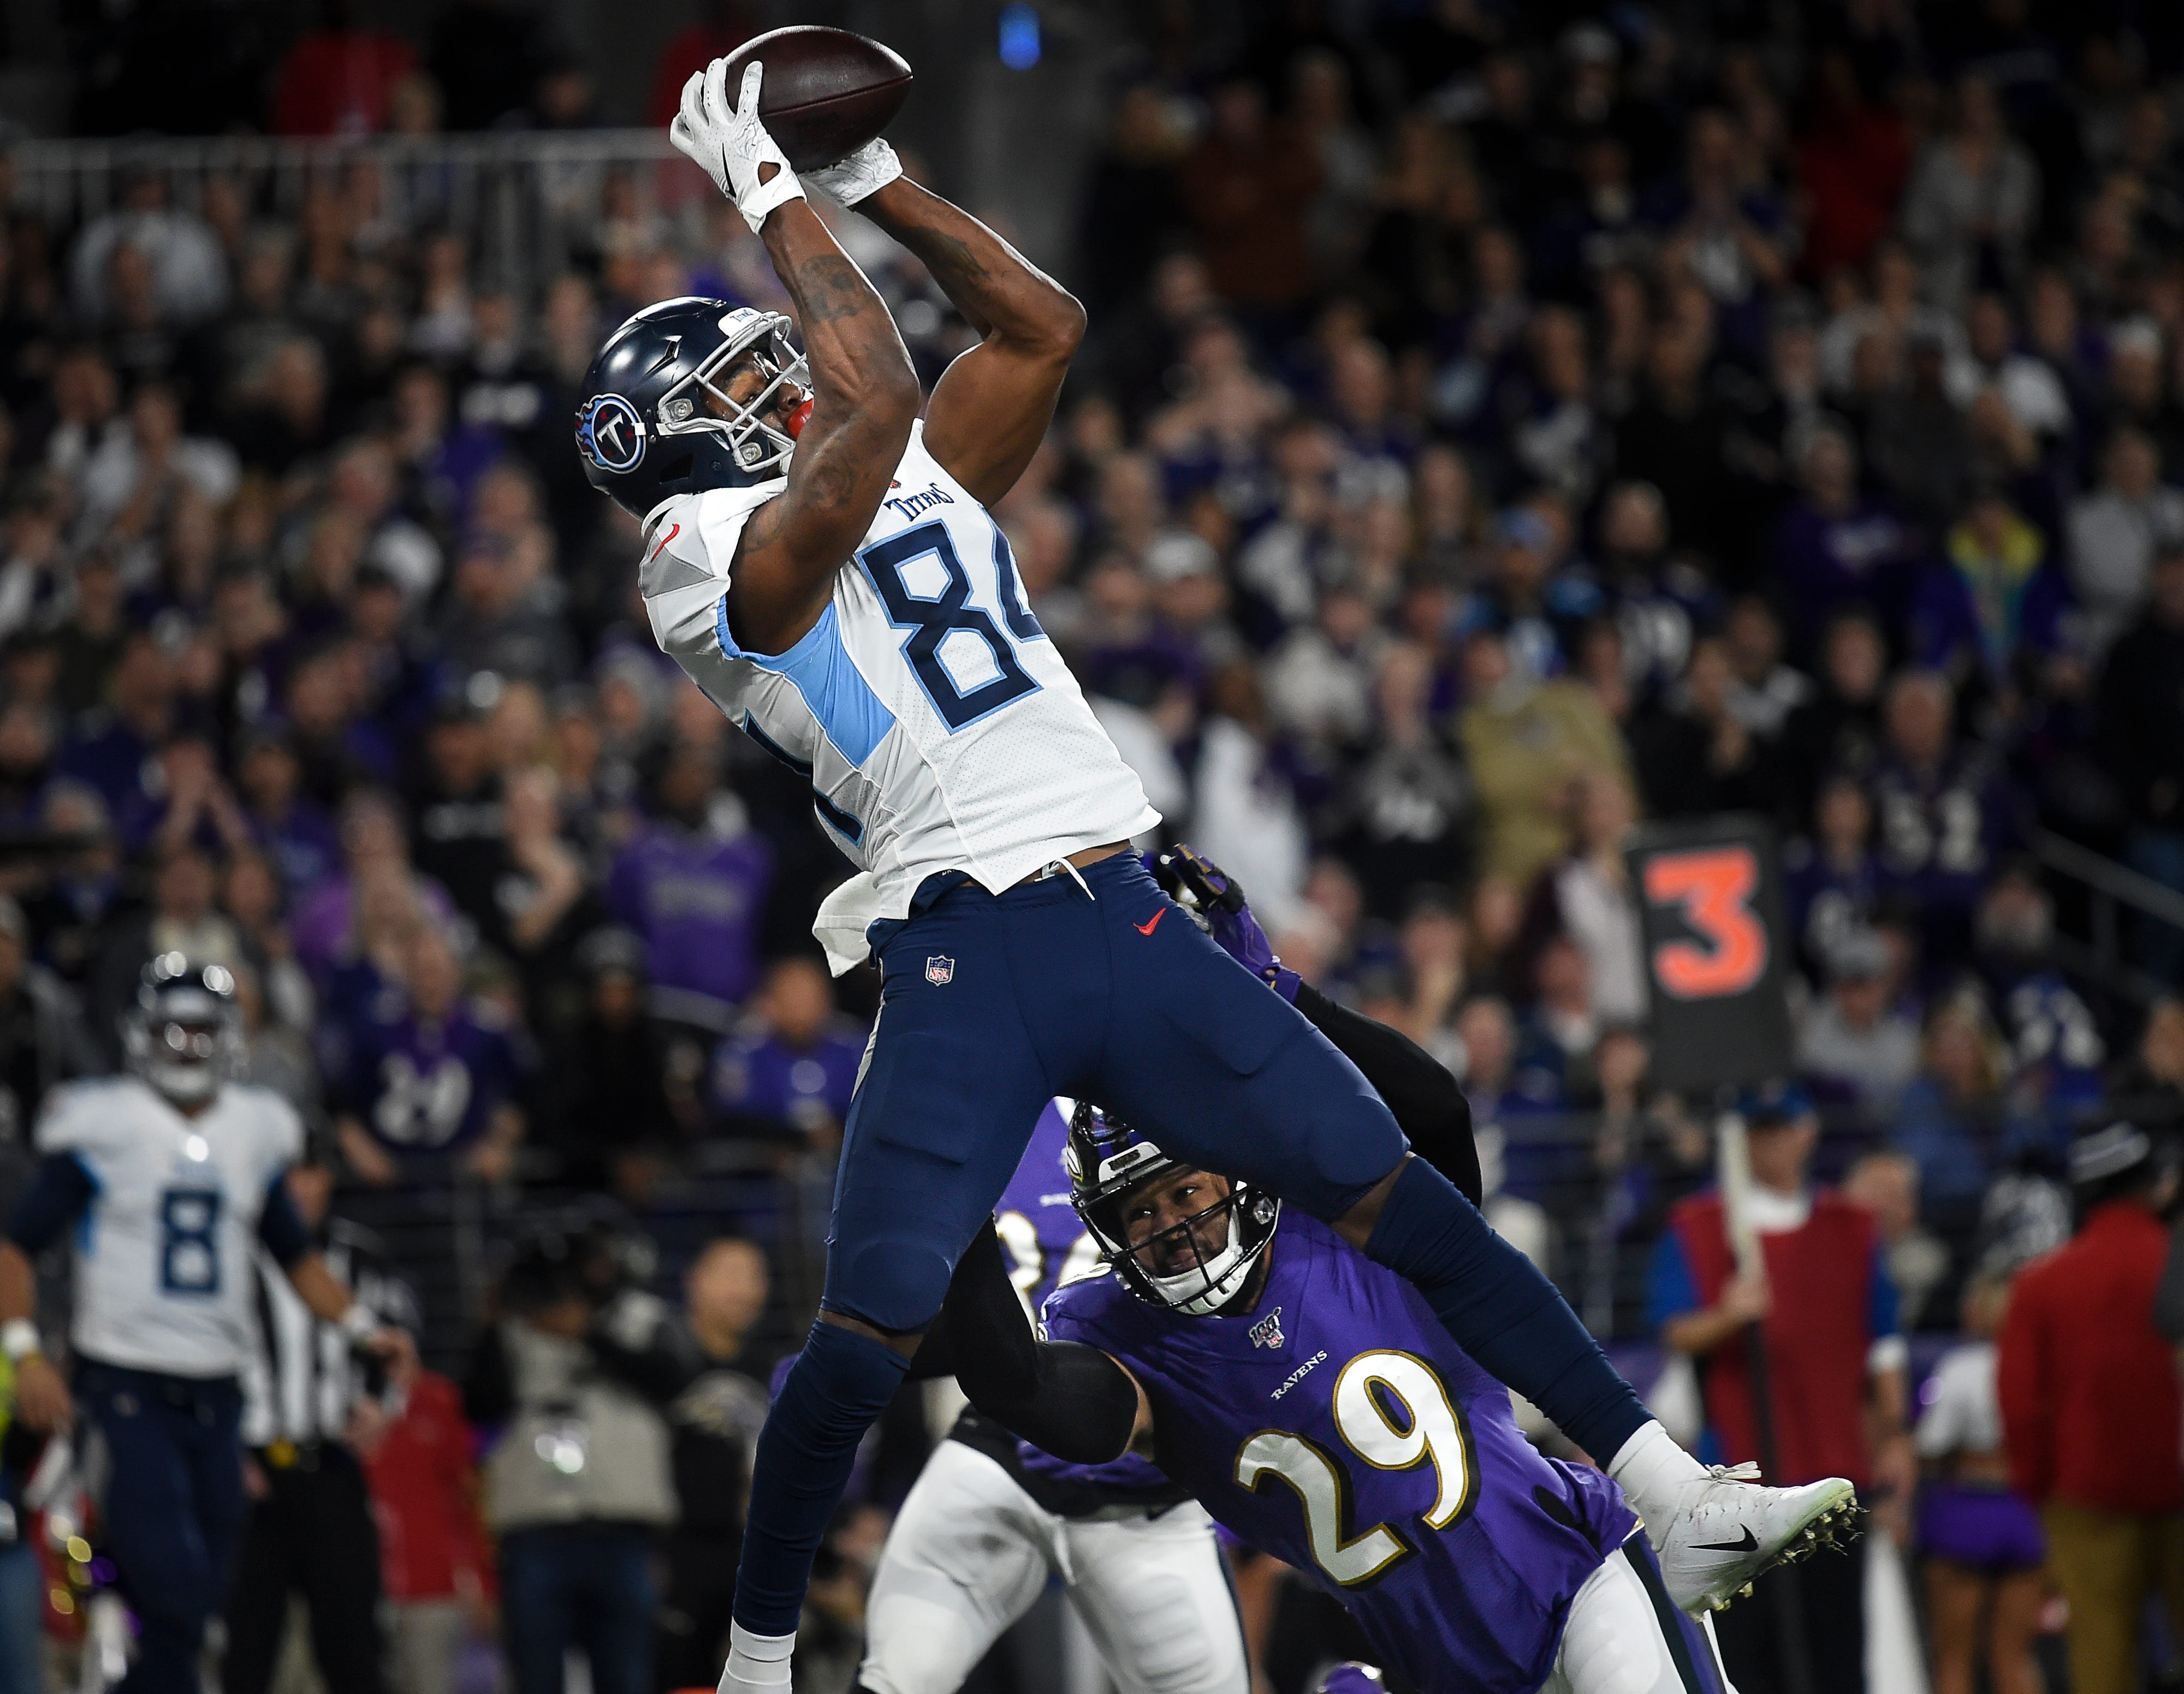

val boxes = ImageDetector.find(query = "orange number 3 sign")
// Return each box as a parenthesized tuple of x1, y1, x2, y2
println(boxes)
(1642, 846, 1768, 999)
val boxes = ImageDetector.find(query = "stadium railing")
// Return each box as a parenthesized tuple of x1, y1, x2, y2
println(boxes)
(323, 1095, 2014, 1374)
(5, 130, 706, 302)
(335, 1137, 834, 1373)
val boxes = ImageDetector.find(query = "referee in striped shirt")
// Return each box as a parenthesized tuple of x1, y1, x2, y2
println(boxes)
(225, 1136, 418, 1694)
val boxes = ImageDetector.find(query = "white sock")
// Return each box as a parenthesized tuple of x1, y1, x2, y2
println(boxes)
(723, 1622, 796, 1692)
(1604, 1419, 1706, 1520)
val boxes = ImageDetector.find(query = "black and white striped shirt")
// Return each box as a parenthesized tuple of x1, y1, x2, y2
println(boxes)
(240, 1218, 417, 1449)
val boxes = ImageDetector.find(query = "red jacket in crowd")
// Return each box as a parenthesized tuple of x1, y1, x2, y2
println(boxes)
(363, 1370, 494, 1602)
(1997, 1200, 2183, 1515)
(1671, 1190, 1883, 1487)
(270, 29, 420, 136)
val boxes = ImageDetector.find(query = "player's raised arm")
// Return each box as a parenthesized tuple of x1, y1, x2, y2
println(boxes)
(810, 146, 1085, 506)
(673, 61, 921, 655)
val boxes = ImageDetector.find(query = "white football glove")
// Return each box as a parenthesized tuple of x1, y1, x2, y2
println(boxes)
(672, 59, 805, 234)
(805, 138, 904, 208)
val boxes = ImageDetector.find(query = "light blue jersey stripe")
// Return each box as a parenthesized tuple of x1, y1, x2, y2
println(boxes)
(716, 598, 895, 768)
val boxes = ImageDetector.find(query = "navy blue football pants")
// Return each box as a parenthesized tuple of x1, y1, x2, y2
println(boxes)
(828, 852, 1407, 1330)
(735, 852, 1645, 1637)
(78, 1359, 246, 1694)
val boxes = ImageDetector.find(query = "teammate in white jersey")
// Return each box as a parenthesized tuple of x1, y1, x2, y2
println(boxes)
(580, 61, 1855, 1693)
(0, 956, 409, 1694)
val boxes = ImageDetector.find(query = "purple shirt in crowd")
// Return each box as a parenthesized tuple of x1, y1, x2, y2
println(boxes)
(607, 819, 773, 1027)
(340, 997, 524, 1156)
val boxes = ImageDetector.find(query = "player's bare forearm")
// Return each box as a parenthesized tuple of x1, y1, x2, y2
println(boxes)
(730, 200, 919, 653)
(288, 1252, 354, 1324)
(858, 179, 1084, 504)
(859, 179, 1084, 349)
(1661, 1306, 1744, 1358)
(0, 1242, 34, 1325)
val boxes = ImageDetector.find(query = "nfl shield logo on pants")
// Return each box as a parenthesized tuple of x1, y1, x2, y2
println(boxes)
(924, 955, 955, 986)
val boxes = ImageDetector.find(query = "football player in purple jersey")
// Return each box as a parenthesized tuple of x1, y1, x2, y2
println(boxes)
(924, 855, 1859, 1694)
(1018, 1099, 1749, 1694)
(854, 934, 1487, 1694)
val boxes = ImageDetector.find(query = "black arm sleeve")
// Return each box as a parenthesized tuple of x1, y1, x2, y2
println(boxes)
(904, 1309, 957, 1380)
(5, 1154, 97, 1254)
(256, 1176, 314, 1269)
(937, 1220, 1141, 1465)
(1293, 982, 1482, 1206)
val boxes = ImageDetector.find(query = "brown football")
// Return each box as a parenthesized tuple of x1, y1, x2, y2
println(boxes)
(721, 26, 913, 175)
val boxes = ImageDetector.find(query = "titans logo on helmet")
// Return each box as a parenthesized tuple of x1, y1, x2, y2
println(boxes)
(577, 393, 647, 473)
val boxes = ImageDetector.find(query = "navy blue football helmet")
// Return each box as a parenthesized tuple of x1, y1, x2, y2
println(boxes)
(122, 952, 245, 1105)
(1063, 1099, 1278, 1315)
(574, 297, 811, 520)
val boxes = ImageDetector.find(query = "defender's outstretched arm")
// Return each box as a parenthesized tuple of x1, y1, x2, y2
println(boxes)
(818, 152, 1084, 506)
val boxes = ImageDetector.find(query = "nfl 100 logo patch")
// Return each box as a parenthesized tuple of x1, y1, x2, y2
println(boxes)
(1249, 1307, 1285, 1350)
(924, 955, 956, 986)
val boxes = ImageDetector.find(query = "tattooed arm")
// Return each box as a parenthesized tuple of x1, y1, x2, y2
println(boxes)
(725, 200, 921, 655)
(853, 179, 1086, 506)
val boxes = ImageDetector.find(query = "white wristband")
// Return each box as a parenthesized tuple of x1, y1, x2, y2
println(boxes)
(737, 166, 805, 234)
(338, 1304, 380, 1345)
(1, 1320, 41, 1363)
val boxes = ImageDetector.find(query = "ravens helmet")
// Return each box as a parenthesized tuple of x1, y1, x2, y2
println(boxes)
(574, 297, 811, 521)
(122, 954, 245, 1105)
(1064, 1099, 1278, 1315)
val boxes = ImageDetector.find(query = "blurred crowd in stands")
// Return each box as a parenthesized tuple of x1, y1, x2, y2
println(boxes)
(6, 0, 2184, 1685)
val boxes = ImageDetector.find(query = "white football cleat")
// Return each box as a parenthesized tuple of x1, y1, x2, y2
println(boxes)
(1645, 1463, 1861, 1614)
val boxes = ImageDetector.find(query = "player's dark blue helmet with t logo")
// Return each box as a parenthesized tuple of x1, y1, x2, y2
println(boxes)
(122, 953, 245, 1106)
(1064, 1099, 1278, 1316)
(574, 297, 812, 521)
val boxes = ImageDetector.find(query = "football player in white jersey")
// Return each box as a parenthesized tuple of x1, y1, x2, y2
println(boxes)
(580, 61, 1855, 1693)
(0, 956, 410, 1694)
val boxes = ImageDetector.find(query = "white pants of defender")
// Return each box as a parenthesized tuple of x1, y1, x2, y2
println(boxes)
(859, 1439, 1248, 1694)
(1540, 1542, 1741, 1694)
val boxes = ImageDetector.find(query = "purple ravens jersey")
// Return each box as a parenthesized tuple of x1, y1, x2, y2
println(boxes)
(996, 1100, 1175, 1499)
(605, 819, 773, 1025)
(710, 1021, 865, 1136)
(341, 1002, 523, 1156)
(1044, 1212, 1638, 1694)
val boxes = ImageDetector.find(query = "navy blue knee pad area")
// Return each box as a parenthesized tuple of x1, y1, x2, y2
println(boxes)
(733, 1319, 912, 1636)
(1363, 1157, 1649, 1465)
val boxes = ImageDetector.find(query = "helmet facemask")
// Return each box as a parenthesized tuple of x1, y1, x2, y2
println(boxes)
(654, 312, 811, 479)
(1100, 1174, 1275, 1316)
(1067, 1100, 1279, 1316)
(123, 959, 245, 1105)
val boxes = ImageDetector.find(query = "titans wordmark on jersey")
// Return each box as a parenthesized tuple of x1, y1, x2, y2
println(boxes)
(37, 1075, 302, 1378)
(639, 421, 1159, 970)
